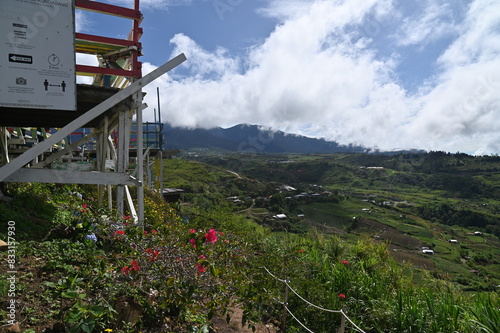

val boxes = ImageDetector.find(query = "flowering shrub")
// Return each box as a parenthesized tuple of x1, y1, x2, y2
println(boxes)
(73, 211, 261, 331)
(121, 260, 141, 275)
(205, 228, 218, 243)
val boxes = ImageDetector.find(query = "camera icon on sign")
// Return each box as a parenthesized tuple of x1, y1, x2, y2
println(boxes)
(15, 77, 27, 85)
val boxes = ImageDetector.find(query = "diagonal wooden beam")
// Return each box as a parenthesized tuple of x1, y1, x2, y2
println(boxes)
(0, 53, 186, 182)
(4, 168, 139, 185)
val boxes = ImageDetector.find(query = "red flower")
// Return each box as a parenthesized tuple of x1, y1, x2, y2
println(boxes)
(144, 230, 148, 235)
(80, 209, 86, 213)
(113, 230, 125, 236)
(298, 249, 305, 253)
(189, 239, 197, 248)
(145, 248, 160, 261)
(190, 228, 196, 233)
(82, 204, 88, 208)
(131, 260, 140, 271)
(121, 260, 140, 275)
(341, 260, 349, 265)
(205, 229, 218, 243)
(199, 254, 206, 260)
(123, 215, 131, 220)
(196, 263, 206, 273)
(339, 294, 346, 299)
(152, 230, 157, 234)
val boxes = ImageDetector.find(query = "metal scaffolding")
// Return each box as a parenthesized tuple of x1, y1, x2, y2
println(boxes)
(0, 0, 186, 224)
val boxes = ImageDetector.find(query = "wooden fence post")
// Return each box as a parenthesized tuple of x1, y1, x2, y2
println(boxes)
(338, 306, 347, 333)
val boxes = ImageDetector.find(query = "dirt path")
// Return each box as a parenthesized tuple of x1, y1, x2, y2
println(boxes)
(226, 170, 242, 179)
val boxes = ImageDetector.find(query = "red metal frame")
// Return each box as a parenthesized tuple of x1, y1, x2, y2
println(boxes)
(75, 0, 142, 80)
(75, 33, 140, 49)
(75, 0, 142, 20)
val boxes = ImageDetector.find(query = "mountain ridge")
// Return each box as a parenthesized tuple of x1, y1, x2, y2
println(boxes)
(163, 123, 368, 154)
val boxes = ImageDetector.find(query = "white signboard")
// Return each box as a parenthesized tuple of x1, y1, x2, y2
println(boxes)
(0, 0, 76, 111)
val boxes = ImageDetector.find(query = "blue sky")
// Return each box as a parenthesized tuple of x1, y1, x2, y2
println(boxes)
(76, 0, 500, 154)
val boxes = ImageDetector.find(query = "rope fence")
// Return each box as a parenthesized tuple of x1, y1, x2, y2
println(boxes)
(263, 267, 366, 333)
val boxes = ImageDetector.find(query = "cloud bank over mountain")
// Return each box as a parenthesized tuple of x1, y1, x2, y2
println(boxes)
(83, 0, 500, 155)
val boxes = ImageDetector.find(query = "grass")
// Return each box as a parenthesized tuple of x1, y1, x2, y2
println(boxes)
(298, 202, 354, 229)
(2, 152, 500, 332)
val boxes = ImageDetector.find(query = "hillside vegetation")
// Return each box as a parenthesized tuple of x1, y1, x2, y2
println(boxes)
(0, 151, 499, 332)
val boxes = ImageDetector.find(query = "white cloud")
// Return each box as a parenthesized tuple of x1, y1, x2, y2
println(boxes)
(141, 0, 500, 154)
(405, 0, 500, 154)
(438, 0, 500, 67)
(395, 1, 457, 47)
(169, 34, 241, 79)
(75, 10, 91, 32)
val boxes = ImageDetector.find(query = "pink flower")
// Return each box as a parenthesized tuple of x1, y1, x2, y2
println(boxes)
(189, 239, 197, 248)
(123, 215, 131, 220)
(80, 209, 86, 213)
(190, 228, 196, 233)
(144, 230, 148, 235)
(339, 294, 346, 299)
(199, 254, 206, 260)
(82, 204, 88, 208)
(341, 260, 349, 265)
(205, 229, 218, 243)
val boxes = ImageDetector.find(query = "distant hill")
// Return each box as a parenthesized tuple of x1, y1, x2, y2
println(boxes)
(163, 123, 367, 153)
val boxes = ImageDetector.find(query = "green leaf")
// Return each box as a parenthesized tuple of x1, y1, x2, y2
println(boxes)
(166, 276, 176, 287)
(43, 281, 57, 288)
(209, 265, 220, 277)
(88, 305, 105, 317)
(65, 311, 82, 324)
(62, 290, 79, 298)
(80, 318, 96, 333)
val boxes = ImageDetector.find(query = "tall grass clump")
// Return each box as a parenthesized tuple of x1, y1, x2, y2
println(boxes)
(247, 231, 498, 333)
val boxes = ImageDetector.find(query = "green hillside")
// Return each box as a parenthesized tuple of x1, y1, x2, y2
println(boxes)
(188, 152, 500, 290)
(0, 151, 499, 332)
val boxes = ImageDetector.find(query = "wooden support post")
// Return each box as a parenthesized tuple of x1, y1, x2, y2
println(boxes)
(279, 278, 289, 333)
(97, 116, 109, 207)
(125, 185, 138, 222)
(116, 106, 127, 216)
(159, 149, 163, 193)
(0, 127, 9, 165)
(135, 89, 145, 226)
(339, 306, 347, 333)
